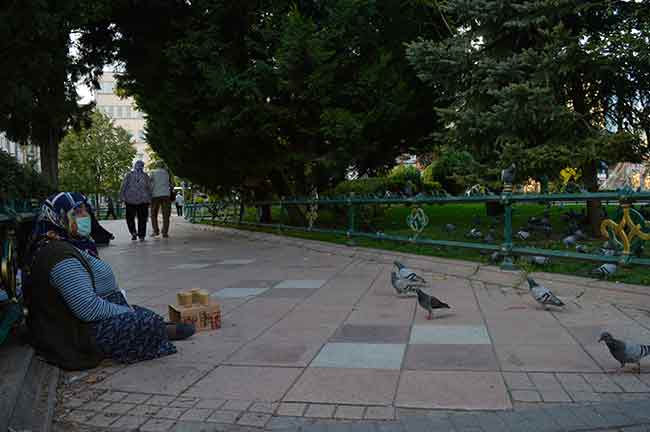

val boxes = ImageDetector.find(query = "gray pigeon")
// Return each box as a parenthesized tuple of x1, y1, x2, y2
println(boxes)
(489, 251, 502, 263)
(592, 263, 617, 278)
(444, 223, 456, 233)
(522, 255, 550, 266)
(501, 163, 516, 184)
(562, 235, 577, 248)
(415, 288, 450, 320)
(516, 230, 531, 240)
(391, 271, 422, 296)
(575, 244, 589, 254)
(393, 261, 426, 283)
(484, 229, 496, 242)
(599, 332, 650, 373)
(466, 228, 482, 239)
(527, 277, 564, 308)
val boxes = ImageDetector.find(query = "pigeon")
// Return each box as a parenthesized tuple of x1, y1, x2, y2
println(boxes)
(599, 332, 650, 373)
(501, 163, 516, 184)
(599, 248, 618, 257)
(415, 288, 450, 320)
(573, 229, 586, 240)
(522, 256, 550, 266)
(444, 223, 456, 233)
(527, 277, 564, 308)
(466, 228, 482, 239)
(489, 251, 502, 263)
(562, 235, 577, 248)
(592, 263, 617, 278)
(391, 272, 422, 296)
(484, 229, 496, 242)
(393, 261, 426, 283)
(575, 244, 589, 254)
(516, 230, 531, 240)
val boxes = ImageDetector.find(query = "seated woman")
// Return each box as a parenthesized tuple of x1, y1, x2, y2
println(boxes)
(24, 192, 194, 370)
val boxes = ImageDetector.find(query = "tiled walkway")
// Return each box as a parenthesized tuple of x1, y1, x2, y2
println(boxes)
(54, 217, 650, 431)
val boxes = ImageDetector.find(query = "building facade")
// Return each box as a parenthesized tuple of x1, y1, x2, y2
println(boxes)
(95, 71, 150, 165)
(0, 132, 41, 170)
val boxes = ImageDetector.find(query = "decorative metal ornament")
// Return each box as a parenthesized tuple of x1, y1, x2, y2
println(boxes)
(601, 203, 650, 258)
(407, 207, 429, 240)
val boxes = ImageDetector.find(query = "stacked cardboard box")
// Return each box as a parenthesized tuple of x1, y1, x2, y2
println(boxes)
(168, 289, 221, 331)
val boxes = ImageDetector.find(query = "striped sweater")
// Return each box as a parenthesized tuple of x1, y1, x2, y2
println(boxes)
(50, 250, 131, 321)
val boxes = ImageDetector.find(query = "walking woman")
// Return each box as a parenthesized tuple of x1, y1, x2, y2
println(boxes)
(24, 192, 194, 370)
(119, 160, 152, 241)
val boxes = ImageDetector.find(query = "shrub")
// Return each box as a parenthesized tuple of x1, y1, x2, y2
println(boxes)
(426, 149, 479, 195)
(0, 150, 53, 200)
(331, 177, 396, 196)
(389, 165, 422, 189)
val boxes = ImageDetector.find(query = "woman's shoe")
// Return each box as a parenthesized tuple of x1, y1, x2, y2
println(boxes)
(165, 323, 196, 341)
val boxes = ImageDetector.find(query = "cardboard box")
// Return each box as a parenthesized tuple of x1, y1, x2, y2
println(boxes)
(168, 303, 221, 331)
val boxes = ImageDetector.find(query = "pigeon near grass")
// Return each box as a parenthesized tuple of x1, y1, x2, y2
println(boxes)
(599, 332, 650, 373)
(444, 223, 456, 233)
(562, 235, 577, 248)
(592, 263, 617, 278)
(415, 288, 450, 320)
(466, 227, 482, 239)
(527, 277, 564, 309)
(576, 244, 589, 254)
(522, 255, 550, 266)
(393, 261, 426, 283)
(516, 230, 531, 240)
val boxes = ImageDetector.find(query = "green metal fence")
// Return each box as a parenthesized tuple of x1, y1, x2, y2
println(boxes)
(184, 188, 650, 269)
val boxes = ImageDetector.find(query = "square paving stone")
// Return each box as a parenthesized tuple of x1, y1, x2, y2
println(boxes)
(274, 280, 327, 289)
(206, 410, 241, 424)
(109, 415, 148, 429)
(311, 343, 406, 370)
(211, 288, 269, 298)
(335, 405, 366, 419)
(285, 368, 399, 405)
(495, 344, 602, 372)
(228, 280, 279, 289)
(304, 404, 336, 418)
(185, 366, 303, 401)
(228, 342, 320, 367)
(260, 288, 319, 299)
(140, 418, 176, 431)
(98, 362, 212, 395)
(409, 325, 491, 345)
(237, 412, 272, 427)
(403, 344, 499, 371)
(330, 325, 410, 344)
(395, 371, 511, 410)
(217, 259, 256, 265)
(170, 263, 212, 270)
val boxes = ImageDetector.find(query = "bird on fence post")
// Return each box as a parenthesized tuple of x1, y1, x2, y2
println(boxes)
(501, 163, 516, 193)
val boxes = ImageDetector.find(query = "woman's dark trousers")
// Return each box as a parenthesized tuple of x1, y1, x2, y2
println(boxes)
(125, 203, 149, 239)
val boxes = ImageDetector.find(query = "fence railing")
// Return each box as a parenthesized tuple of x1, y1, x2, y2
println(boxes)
(184, 188, 650, 269)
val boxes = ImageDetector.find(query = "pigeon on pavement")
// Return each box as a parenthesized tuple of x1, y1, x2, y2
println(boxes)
(391, 271, 422, 296)
(599, 332, 650, 373)
(592, 263, 617, 278)
(393, 261, 426, 283)
(527, 277, 564, 308)
(415, 288, 450, 320)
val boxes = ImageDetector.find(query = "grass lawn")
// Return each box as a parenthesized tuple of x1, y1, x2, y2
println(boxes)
(200, 201, 650, 286)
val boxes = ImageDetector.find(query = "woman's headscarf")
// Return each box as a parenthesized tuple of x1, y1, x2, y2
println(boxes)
(30, 192, 98, 257)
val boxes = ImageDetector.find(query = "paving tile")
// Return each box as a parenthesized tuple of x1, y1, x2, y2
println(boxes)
(185, 366, 303, 401)
(194, 399, 226, 410)
(147, 395, 177, 406)
(364, 406, 395, 420)
(98, 362, 211, 395)
(122, 393, 153, 404)
(583, 374, 623, 393)
(539, 389, 572, 402)
(228, 280, 278, 289)
(221, 400, 252, 411)
(409, 325, 491, 344)
(83, 400, 112, 411)
(568, 391, 602, 402)
(109, 415, 149, 429)
(227, 342, 320, 367)
(274, 280, 326, 289)
(140, 418, 177, 431)
(403, 344, 499, 371)
(529, 373, 563, 390)
(261, 288, 318, 298)
(179, 408, 213, 421)
(496, 345, 601, 372)
(236, 412, 272, 427)
(62, 398, 85, 409)
(285, 368, 399, 405)
(267, 416, 310, 430)
(395, 371, 511, 410)
(155, 407, 188, 419)
(332, 405, 365, 420)
(330, 324, 410, 344)
(304, 404, 336, 418)
(170, 397, 199, 408)
(104, 402, 136, 414)
(556, 373, 593, 391)
(611, 374, 650, 392)
(276, 402, 307, 416)
(98, 391, 129, 402)
(249, 402, 279, 413)
(74, 389, 106, 401)
(63, 409, 96, 423)
(206, 409, 241, 424)
(129, 404, 162, 416)
(503, 372, 536, 390)
(170, 263, 212, 270)
(211, 288, 269, 298)
(86, 412, 120, 427)
(510, 390, 542, 402)
(311, 343, 406, 370)
(217, 259, 256, 265)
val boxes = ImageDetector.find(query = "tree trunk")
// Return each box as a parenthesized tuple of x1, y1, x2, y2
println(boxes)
(583, 160, 603, 237)
(38, 127, 59, 189)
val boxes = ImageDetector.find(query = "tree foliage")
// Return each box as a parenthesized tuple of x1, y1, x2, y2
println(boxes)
(58, 112, 136, 198)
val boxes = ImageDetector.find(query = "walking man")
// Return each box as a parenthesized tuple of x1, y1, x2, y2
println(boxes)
(106, 196, 117, 219)
(119, 160, 152, 241)
(175, 192, 184, 216)
(150, 162, 172, 238)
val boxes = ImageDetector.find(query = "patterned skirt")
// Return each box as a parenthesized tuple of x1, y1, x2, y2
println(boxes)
(93, 292, 177, 364)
